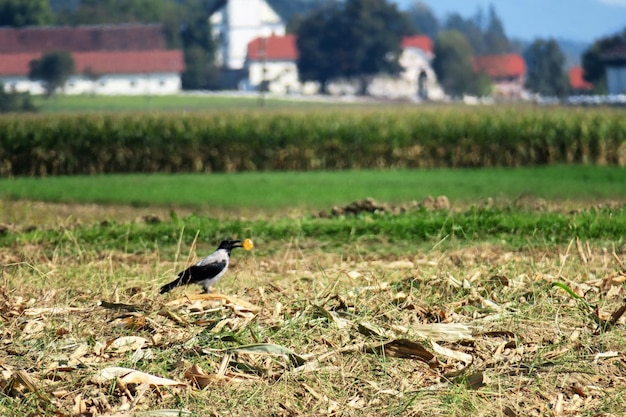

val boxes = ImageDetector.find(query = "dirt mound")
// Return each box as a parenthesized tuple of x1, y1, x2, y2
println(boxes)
(317, 196, 450, 218)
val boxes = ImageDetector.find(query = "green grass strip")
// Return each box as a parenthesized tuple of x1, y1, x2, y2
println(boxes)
(2, 166, 626, 210)
(4, 206, 626, 253)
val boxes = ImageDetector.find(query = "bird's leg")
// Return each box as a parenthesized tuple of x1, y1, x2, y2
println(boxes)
(202, 285, 218, 294)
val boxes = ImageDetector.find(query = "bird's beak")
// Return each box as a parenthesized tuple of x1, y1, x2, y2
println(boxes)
(232, 240, 243, 248)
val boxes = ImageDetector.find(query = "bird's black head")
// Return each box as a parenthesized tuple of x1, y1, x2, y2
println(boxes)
(217, 239, 243, 252)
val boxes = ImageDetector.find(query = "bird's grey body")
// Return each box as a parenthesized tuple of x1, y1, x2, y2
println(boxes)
(160, 239, 243, 294)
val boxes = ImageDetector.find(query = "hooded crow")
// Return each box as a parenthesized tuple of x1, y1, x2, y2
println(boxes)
(160, 239, 252, 294)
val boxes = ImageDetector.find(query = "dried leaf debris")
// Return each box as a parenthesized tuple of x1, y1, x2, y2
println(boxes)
(2, 240, 626, 415)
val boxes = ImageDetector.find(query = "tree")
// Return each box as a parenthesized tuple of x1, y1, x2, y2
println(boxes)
(406, 1, 439, 39)
(444, 6, 511, 55)
(296, 0, 414, 94)
(56, 0, 185, 46)
(523, 39, 569, 97)
(179, 1, 219, 89)
(432, 30, 489, 97)
(581, 28, 626, 94)
(0, 0, 53, 26)
(444, 12, 483, 54)
(181, 46, 220, 90)
(29, 51, 75, 97)
(295, 6, 339, 93)
(272, 0, 337, 32)
(483, 5, 511, 54)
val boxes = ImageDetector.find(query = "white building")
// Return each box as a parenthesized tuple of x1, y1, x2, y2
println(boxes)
(0, 25, 184, 95)
(367, 36, 445, 100)
(210, 0, 286, 70)
(244, 33, 444, 100)
(244, 34, 317, 94)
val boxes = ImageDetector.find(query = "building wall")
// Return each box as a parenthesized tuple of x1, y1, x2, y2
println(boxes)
(246, 60, 317, 94)
(606, 65, 626, 95)
(367, 48, 444, 100)
(490, 78, 525, 99)
(248, 60, 298, 93)
(2, 72, 181, 95)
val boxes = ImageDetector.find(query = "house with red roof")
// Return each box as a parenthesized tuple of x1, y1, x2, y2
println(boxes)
(472, 53, 526, 99)
(569, 66, 593, 94)
(244, 33, 444, 100)
(244, 34, 316, 94)
(210, 0, 286, 88)
(0, 24, 184, 95)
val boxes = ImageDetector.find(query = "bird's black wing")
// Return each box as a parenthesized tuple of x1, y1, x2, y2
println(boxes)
(177, 260, 227, 285)
(159, 259, 227, 294)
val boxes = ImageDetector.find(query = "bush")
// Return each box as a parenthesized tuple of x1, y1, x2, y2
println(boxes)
(0, 83, 37, 113)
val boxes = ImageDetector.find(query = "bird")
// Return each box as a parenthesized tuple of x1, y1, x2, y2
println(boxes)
(159, 239, 252, 294)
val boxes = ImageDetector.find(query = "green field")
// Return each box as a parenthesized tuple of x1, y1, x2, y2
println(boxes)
(30, 93, 367, 112)
(3, 165, 626, 211)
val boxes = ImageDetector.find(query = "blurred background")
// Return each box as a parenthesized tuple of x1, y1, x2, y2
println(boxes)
(1, 0, 625, 109)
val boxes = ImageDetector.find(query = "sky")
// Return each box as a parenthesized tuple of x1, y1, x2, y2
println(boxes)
(392, 0, 626, 44)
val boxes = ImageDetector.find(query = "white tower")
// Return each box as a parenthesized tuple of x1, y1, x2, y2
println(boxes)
(211, 0, 286, 70)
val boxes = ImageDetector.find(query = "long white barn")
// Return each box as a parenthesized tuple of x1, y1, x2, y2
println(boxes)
(0, 25, 184, 95)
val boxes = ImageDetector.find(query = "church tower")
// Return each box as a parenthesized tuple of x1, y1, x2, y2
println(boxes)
(211, 0, 286, 70)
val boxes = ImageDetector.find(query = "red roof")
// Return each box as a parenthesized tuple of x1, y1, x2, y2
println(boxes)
(569, 67, 592, 91)
(247, 34, 298, 61)
(0, 50, 184, 76)
(0, 25, 166, 53)
(473, 54, 525, 79)
(401, 35, 433, 54)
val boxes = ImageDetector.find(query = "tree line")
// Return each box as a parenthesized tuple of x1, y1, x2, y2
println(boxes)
(0, 0, 623, 103)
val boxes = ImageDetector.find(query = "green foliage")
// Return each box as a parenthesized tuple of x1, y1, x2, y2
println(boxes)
(4, 205, 626, 251)
(28, 51, 75, 97)
(270, 0, 336, 28)
(443, 5, 512, 55)
(181, 46, 216, 90)
(0, 0, 53, 26)
(523, 39, 569, 97)
(482, 5, 511, 54)
(1, 107, 626, 177)
(56, 0, 180, 27)
(296, 0, 413, 94)
(0, 83, 37, 113)
(433, 30, 480, 97)
(405, 1, 439, 39)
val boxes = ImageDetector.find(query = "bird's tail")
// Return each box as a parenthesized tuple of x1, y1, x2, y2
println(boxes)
(159, 279, 180, 294)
